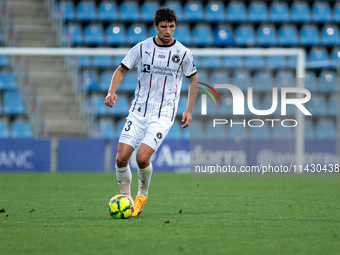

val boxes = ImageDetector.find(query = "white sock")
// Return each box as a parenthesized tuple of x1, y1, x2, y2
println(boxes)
(137, 163, 153, 197)
(115, 164, 132, 199)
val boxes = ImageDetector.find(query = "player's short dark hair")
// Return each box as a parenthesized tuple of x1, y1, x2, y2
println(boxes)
(154, 7, 177, 26)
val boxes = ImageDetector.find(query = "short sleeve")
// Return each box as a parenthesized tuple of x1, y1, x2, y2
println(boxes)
(182, 50, 197, 78)
(121, 43, 141, 70)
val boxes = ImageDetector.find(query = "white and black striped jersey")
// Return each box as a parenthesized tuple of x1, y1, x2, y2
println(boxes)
(120, 37, 197, 121)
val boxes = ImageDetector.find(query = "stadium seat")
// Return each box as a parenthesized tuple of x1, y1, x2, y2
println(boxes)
(232, 71, 251, 92)
(304, 121, 315, 139)
(0, 120, 9, 138)
(11, 120, 32, 138)
(108, 95, 129, 116)
(291, 2, 311, 22)
(106, 24, 126, 45)
(331, 48, 340, 68)
(328, 97, 337, 116)
(164, 2, 185, 22)
(245, 56, 265, 69)
(63, 23, 83, 45)
(120, 1, 140, 22)
(94, 120, 115, 139)
(227, 2, 247, 22)
(192, 24, 214, 46)
(190, 120, 204, 139)
(113, 56, 125, 67)
(0, 55, 9, 67)
(321, 25, 340, 46)
(84, 24, 105, 45)
(309, 48, 330, 69)
(184, 2, 205, 22)
(92, 56, 113, 68)
(3, 91, 25, 115)
(300, 25, 320, 46)
(248, 2, 269, 22)
(250, 125, 270, 140)
(56, 1, 75, 21)
(214, 26, 234, 46)
(98, 1, 118, 22)
(0, 71, 17, 90)
(205, 121, 226, 139)
(210, 71, 229, 81)
(99, 71, 112, 91)
(206, 1, 225, 22)
(319, 71, 337, 93)
(253, 72, 273, 92)
(167, 121, 182, 139)
(257, 25, 277, 46)
(116, 120, 126, 138)
(121, 73, 138, 92)
(235, 25, 255, 46)
(177, 96, 188, 117)
(127, 24, 147, 45)
(270, 2, 290, 23)
(76, 1, 97, 22)
(278, 25, 299, 46)
(272, 124, 293, 139)
(79, 71, 98, 91)
(304, 72, 318, 93)
(77, 56, 92, 68)
(316, 120, 336, 139)
(173, 25, 192, 46)
(201, 56, 222, 69)
(148, 25, 157, 37)
(308, 96, 327, 116)
(90, 95, 107, 116)
(141, 1, 159, 22)
(312, 2, 333, 23)
(335, 3, 340, 23)
(276, 71, 295, 89)
(266, 56, 287, 69)
(223, 56, 243, 68)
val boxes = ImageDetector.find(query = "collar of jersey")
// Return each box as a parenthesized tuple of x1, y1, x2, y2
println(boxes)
(153, 37, 177, 48)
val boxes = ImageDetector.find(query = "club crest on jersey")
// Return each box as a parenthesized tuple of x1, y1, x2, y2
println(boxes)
(172, 54, 181, 63)
(156, 132, 162, 139)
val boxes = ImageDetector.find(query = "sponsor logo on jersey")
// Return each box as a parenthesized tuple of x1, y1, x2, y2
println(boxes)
(142, 64, 151, 73)
(172, 54, 181, 63)
(158, 54, 166, 59)
(145, 51, 151, 57)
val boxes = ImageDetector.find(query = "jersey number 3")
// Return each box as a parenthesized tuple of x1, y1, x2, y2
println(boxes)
(125, 121, 132, 131)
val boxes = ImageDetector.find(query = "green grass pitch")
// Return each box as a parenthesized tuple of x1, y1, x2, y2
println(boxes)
(1, 173, 339, 255)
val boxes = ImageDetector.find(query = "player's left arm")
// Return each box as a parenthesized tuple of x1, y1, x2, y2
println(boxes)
(182, 73, 198, 128)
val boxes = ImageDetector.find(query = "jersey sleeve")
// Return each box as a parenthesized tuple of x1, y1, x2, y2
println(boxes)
(121, 43, 141, 70)
(182, 49, 197, 78)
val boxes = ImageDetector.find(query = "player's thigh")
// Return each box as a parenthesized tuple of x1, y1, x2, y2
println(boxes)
(136, 143, 155, 166)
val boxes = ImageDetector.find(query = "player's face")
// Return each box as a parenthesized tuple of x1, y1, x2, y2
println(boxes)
(154, 21, 176, 45)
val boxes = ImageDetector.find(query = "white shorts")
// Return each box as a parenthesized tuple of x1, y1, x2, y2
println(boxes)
(118, 113, 173, 151)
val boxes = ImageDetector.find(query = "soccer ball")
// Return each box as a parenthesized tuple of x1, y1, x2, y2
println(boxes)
(108, 194, 134, 219)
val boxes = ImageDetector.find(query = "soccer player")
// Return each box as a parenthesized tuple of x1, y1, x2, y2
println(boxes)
(104, 7, 198, 217)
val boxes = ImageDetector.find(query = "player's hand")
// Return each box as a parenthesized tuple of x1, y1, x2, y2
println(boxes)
(104, 93, 118, 108)
(181, 110, 192, 128)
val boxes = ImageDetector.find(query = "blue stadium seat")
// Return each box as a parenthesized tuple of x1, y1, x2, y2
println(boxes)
(335, 3, 340, 23)
(63, 23, 83, 45)
(192, 24, 214, 46)
(232, 71, 251, 92)
(305, 121, 315, 139)
(206, 1, 225, 22)
(177, 96, 188, 117)
(121, 73, 138, 92)
(0, 71, 17, 90)
(80, 71, 98, 91)
(0, 120, 9, 138)
(227, 124, 248, 140)
(106, 24, 126, 45)
(201, 56, 222, 69)
(308, 96, 327, 116)
(11, 120, 32, 138)
(210, 71, 229, 81)
(127, 24, 147, 45)
(141, 1, 159, 22)
(109, 95, 129, 116)
(164, 2, 185, 22)
(116, 120, 126, 138)
(227, 2, 247, 22)
(316, 120, 336, 139)
(235, 25, 255, 46)
(253, 72, 273, 92)
(190, 120, 204, 139)
(309, 48, 330, 69)
(250, 125, 270, 140)
(148, 26, 157, 37)
(331, 48, 340, 68)
(167, 121, 182, 139)
(267, 56, 287, 69)
(120, 1, 140, 22)
(321, 25, 340, 46)
(113, 56, 125, 67)
(312, 2, 333, 23)
(300, 25, 320, 46)
(291, 2, 311, 22)
(95, 120, 115, 139)
(249, 2, 269, 22)
(246, 56, 266, 69)
(276, 71, 295, 89)
(184, 2, 205, 22)
(56, 1, 75, 21)
(0, 55, 9, 67)
(78, 56, 92, 68)
(278, 25, 299, 46)
(92, 56, 113, 68)
(90, 95, 107, 116)
(319, 71, 337, 93)
(257, 25, 277, 46)
(304, 72, 318, 93)
(272, 124, 293, 139)
(214, 26, 234, 46)
(99, 71, 112, 91)
(98, 1, 118, 22)
(84, 24, 105, 45)
(205, 121, 226, 139)
(223, 56, 243, 68)
(76, 1, 97, 21)
(3, 91, 25, 115)
(328, 96, 337, 116)
(173, 25, 192, 46)
(270, 2, 290, 23)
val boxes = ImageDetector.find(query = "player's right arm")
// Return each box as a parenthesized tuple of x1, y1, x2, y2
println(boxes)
(104, 65, 128, 108)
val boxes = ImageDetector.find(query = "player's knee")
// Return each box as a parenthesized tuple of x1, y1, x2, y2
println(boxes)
(116, 154, 129, 168)
(136, 153, 150, 169)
